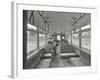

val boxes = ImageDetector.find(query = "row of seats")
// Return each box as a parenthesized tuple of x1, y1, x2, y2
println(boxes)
(41, 41, 79, 59)
(60, 41, 75, 53)
(26, 41, 80, 69)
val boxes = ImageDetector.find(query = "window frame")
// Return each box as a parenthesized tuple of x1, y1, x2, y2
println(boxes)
(71, 24, 91, 52)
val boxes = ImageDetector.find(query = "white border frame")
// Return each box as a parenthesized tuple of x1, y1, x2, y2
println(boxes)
(11, 1, 97, 78)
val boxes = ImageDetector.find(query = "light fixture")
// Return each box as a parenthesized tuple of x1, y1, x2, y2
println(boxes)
(81, 24, 90, 30)
(27, 23, 37, 30)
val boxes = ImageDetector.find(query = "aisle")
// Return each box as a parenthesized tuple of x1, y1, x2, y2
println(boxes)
(49, 44, 75, 68)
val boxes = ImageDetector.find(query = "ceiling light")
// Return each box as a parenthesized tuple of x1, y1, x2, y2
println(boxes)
(27, 23, 37, 30)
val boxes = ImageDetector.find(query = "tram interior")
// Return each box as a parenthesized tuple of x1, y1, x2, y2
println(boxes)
(23, 10, 91, 69)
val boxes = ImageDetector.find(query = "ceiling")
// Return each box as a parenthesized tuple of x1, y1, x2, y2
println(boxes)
(44, 11, 90, 34)
(27, 10, 91, 35)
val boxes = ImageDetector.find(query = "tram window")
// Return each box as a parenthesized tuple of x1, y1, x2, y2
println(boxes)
(39, 33, 46, 47)
(68, 35, 71, 43)
(81, 31, 91, 50)
(57, 35, 61, 41)
(72, 33, 79, 46)
(27, 31, 37, 54)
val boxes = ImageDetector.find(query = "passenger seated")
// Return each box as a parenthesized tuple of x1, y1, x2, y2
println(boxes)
(48, 38, 59, 58)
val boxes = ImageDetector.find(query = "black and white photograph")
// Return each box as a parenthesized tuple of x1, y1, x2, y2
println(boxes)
(23, 10, 91, 69)
(0, 0, 99, 79)
(10, 1, 97, 78)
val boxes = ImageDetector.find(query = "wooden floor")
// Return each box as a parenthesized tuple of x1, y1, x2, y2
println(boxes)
(36, 55, 88, 69)
(35, 43, 89, 68)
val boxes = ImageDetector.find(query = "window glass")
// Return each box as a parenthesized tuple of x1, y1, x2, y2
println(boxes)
(81, 31, 91, 50)
(39, 33, 46, 47)
(72, 33, 79, 46)
(57, 35, 61, 41)
(27, 31, 37, 54)
(67, 35, 71, 43)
